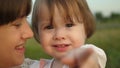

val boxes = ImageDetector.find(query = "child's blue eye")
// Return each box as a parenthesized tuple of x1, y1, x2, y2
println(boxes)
(45, 25, 53, 29)
(66, 23, 74, 27)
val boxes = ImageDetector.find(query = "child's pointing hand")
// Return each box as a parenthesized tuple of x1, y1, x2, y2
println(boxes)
(60, 44, 107, 68)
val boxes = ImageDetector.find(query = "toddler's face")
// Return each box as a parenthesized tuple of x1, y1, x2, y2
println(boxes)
(38, 4, 86, 59)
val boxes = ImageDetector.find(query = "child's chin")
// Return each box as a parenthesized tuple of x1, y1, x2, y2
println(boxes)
(54, 54, 67, 60)
(60, 56, 75, 65)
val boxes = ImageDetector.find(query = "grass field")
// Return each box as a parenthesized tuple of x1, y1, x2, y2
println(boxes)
(25, 23, 120, 68)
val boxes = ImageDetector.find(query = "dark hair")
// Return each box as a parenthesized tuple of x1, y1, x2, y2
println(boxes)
(32, 0, 95, 43)
(0, 0, 31, 25)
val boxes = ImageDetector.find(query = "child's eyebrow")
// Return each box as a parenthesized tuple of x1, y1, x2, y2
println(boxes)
(38, 20, 51, 26)
(38, 22, 46, 29)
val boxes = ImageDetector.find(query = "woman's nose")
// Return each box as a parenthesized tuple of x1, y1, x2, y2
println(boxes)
(22, 22, 33, 39)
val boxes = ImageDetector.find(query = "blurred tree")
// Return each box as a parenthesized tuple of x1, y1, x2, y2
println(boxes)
(95, 12, 104, 22)
(110, 12, 120, 19)
(110, 12, 120, 23)
(95, 12, 120, 23)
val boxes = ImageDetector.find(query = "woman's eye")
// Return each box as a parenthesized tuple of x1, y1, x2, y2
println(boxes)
(15, 23, 21, 27)
(66, 23, 74, 27)
(13, 23, 22, 28)
(45, 25, 53, 29)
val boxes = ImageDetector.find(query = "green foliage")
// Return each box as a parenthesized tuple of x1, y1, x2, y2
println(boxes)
(25, 38, 52, 60)
(95, 12, 120, 23)
(95, 12, 104, 22)
(25, 23, 120, 68)
(87, 23, 120, 68)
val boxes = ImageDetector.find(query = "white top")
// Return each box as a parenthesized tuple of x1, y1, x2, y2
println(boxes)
(19, 44, 107, 68)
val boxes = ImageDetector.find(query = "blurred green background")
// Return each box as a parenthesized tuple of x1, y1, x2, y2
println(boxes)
(25, 13, 120, 68)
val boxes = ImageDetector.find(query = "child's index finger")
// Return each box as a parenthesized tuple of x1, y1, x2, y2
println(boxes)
(74, 47, 93, 67)
(60, 45, 94, 67)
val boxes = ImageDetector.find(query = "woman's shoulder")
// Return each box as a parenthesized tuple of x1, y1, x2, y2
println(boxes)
(20, 58, 53, 68)
(20, 58, 39, 68)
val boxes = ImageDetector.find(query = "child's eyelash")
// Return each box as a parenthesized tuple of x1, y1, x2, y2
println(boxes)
(44, 25, 53, 29)
(66, 23, 74, 27)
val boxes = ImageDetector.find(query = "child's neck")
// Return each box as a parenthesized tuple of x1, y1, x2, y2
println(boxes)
(52, 59, 74, 68)
(52, 59, 65, 68)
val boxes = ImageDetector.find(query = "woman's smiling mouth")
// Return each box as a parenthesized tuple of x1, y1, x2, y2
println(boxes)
(15, 43, 25, 55)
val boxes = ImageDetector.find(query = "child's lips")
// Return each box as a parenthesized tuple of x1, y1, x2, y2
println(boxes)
(53, 44, 70, 52)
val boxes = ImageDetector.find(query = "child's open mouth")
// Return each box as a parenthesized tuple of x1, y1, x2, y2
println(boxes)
(53, 44, 70, 52)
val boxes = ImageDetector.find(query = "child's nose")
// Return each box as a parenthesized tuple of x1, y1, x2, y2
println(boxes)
(53, 28, 66, 40)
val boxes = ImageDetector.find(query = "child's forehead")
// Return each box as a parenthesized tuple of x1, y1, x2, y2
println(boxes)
(38, 1, 83, 22)
(38, 3, 51, 19)
(39, 4, 70, 17)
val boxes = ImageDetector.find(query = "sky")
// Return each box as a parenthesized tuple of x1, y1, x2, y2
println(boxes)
(28, 0, 120, 22)
(86, 0, 120, 16)
(32, 0, 120, 16)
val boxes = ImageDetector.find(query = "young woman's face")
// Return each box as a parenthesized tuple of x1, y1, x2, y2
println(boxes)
(38, 4, 86, 59)
(0, 17, 33, 67)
